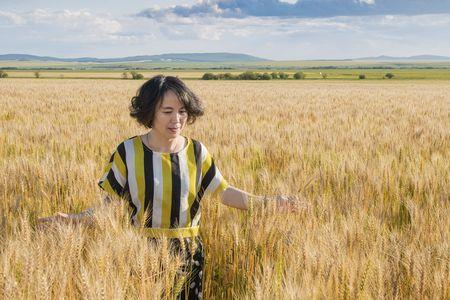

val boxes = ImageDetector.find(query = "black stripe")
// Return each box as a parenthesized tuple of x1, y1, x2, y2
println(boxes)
(190, 140, 202, 222)
(200, 159, 217, 196)
(106, 169, 125, 196)
(192, 139, 202, 162)
(102, 176, 135, 222)
(170, 153, 181, 227)
(122, 182, 137, 224)
(190, 158, 216, 220)
(116, 142, 127, 174)
(143, 150, 154, 227)
(192, 139, 202, 185)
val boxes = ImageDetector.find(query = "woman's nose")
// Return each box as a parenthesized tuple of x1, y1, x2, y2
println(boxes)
(172, 112, 181, 122)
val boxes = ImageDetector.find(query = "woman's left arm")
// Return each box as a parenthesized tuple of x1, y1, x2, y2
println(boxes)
(220, 186, 298, 212)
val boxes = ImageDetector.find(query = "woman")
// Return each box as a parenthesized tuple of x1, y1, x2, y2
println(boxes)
(38, 75, 297, 299)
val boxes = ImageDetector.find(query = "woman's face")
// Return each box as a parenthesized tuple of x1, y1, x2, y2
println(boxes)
(152, 89, 188, 139)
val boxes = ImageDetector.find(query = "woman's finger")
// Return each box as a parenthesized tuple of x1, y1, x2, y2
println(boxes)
(37, 216, 55, 224)
(35, 212, 71, 230)
(56, 212, 69, 218)
(274, 195, 301, 213)
(35, 216, 55, 230)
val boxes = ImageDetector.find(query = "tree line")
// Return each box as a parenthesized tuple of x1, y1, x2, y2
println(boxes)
(201, 71, 396, 80)
(202, 71, 306, 80)
(0, 70, 396, 80)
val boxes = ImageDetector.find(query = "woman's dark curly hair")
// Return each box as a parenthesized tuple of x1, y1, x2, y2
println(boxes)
(129, 75, 204, 129)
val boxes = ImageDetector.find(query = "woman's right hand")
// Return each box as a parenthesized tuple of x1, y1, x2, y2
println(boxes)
(36, 212, 72, 229)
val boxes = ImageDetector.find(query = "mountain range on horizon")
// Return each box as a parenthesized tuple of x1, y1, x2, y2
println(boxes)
(355, 55, 450, 61)
(0, 53, 449, 63)
(0, 53, 269, 63)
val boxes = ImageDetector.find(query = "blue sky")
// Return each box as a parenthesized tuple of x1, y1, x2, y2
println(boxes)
(1, 0, 450, 60)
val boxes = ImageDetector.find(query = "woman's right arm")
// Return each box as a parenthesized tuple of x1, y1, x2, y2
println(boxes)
(38, 142, 129, 229)
(36, 195, 113, 228)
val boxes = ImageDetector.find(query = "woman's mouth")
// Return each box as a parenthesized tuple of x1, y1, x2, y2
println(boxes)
(168, 127, 180, 133)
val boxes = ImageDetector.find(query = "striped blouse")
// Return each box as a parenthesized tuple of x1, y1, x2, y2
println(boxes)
(97, 135, 229, 229)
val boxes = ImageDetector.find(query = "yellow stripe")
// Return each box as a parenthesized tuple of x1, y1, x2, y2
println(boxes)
(113, 151, 127, 179)
(103, 161, 112, 174)
(133, 137, 146, 224)
(161, 153, 172, 228)
(100, 179, 119, 198)
(141, 226, 199, 239)
(212, 179, 229, 198)
(186, 139, 196, 226)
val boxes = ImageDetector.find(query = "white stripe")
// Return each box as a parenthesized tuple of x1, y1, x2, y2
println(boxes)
(100, 171, 108, 183)
(191, 210, 201, 227)
(178, 151, 190, 227)
(151, 154, 163, 228)
(199, 142, 208, 164)
(124, 139, 140, 226)
(199, 142, 208, 161)
(111, 161, 126, 188)
(205, 169, 223, 196)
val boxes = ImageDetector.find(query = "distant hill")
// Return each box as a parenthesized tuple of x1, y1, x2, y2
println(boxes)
(2, 53, 449, 63)
(0, 53, 270, 63)
(356, 55, 450, 61)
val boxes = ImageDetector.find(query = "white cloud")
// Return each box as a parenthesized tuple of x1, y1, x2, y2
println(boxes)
(0, 11, 26, 26)
(1, 7, 450, 59)
(27, 9, 121, 34)
(137, 0, 450, 19)
(230, 28, 253, 37)
(198, 26, 223, 40)
(358, 0, 375, 4)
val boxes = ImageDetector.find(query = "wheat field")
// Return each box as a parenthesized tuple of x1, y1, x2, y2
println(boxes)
(1, 78, 449, 299)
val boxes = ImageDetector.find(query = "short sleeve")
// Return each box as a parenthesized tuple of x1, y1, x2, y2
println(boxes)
(97, 142, 128, 200)
(200, 144, 229, 198)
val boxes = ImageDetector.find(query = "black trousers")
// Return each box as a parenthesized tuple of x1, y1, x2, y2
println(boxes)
(149, 236, 204, 300)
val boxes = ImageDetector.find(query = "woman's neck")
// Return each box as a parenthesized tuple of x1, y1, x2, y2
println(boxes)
(146, 130, 184, 153)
